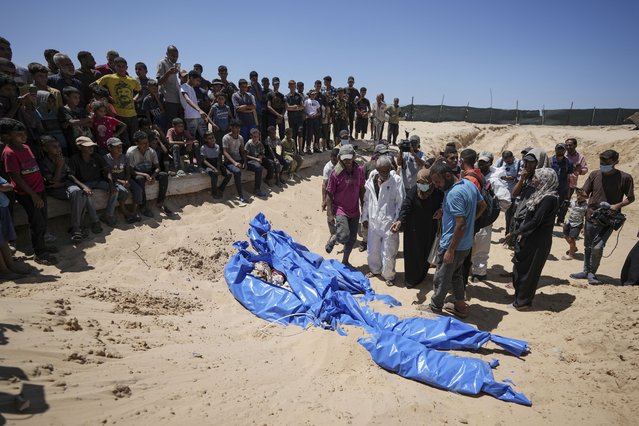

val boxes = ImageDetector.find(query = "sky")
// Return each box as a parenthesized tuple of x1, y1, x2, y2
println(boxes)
(3, 0, 638, 110)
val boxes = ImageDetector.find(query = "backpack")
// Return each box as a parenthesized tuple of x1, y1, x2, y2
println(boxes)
(464, 171, 501, 229)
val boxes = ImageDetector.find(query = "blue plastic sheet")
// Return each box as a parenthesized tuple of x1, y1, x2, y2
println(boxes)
(224, 214, 532, 405)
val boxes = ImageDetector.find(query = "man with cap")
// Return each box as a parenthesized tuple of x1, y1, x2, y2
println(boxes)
(232, 79, 257, 142)
(345, 76, 360, 138)
(396, 134, 425, 193)
(68, 136, 116, 234)
(365, 143, 397, 180)
(325, 144, 366, 267)
(559, 138, 588, 223)
(570, 150, 634, 284)
(338, 129, 351, 147)
(332, 87, 349, 143)
(361, 156, 405, 286)
(266, 77, 286, 139)
(156, 46, 181, 125)
(551, 142, 574, 225)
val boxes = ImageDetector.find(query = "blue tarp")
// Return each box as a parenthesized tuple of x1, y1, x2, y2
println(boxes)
(224, 214, 532, 405)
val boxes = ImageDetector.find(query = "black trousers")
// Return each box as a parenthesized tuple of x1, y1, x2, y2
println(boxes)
(15, 191, 48, 256)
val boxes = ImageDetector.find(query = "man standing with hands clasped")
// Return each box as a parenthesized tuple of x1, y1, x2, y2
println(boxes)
(325, 144, 365, 268)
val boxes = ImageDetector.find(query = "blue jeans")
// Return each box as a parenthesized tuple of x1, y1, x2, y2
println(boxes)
(185, 117, 207, 142)
(221, 161, 243, 197)
(85, 180, 117, 219)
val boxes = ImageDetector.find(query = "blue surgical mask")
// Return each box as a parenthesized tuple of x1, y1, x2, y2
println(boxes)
(416, 182, 431, 192)
(600, 164, 614, 173)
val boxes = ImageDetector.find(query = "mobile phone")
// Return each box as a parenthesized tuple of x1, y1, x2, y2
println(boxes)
(175, 63, 181, 70)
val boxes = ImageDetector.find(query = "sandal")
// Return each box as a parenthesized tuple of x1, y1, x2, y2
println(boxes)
(443, 302, 468, 318)
(71, 231, 84, 242)
(365, 272, 376, 278)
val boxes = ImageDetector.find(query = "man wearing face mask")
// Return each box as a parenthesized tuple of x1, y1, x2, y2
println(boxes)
(325, 144, 365, 267)
(393, 167, 444, 288)
(570, 150, 634, 284)
(361, 156, 404, 286)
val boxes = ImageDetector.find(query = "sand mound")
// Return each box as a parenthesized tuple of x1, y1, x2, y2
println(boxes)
(81, 286, 202, 316)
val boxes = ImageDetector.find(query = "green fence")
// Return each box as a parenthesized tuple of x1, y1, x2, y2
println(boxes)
(405, 104, 637, 126)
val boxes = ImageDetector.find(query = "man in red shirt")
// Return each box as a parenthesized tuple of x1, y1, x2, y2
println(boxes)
(325, 144, 365, 267)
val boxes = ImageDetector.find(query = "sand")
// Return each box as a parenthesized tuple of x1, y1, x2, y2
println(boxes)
(1, 122, 638, 425)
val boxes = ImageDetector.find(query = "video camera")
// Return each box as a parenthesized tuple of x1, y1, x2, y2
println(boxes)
(400, 130, 411, 152)
(591, 202, 626, 231)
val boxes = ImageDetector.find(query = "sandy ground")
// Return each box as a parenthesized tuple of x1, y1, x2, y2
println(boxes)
(1, 122, 638, 425)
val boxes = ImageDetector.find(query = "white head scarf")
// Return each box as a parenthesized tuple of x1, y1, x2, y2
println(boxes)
(525, 167, 558, 210)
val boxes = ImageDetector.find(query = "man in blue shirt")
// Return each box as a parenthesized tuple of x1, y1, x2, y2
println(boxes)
(424, 161, 486, 317)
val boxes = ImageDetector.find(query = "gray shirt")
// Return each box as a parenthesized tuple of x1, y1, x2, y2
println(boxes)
(222, 134, 243, 162)
(126, 146, 159, 173)
(400, 151, 424, 191)
(156, 58, 180, 103)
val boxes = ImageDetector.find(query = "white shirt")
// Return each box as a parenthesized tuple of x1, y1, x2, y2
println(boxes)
(180, 83, 201, 119)
(304, 98, 320, 117)
(323, 160, 336, 182)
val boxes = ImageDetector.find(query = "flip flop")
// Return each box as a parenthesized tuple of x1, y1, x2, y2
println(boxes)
(443, 302, 468, 318)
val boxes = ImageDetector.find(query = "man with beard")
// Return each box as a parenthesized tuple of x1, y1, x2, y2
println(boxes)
(425, 161, 485, 318)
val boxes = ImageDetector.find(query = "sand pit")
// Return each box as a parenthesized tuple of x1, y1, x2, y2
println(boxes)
(1, 122, 638, 425)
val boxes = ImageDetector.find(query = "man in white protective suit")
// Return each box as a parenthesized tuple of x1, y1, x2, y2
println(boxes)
(361, 156, 405, 286)
(471, 151, 512, 282)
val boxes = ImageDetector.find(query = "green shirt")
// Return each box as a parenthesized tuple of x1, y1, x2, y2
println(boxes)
(386, 105, 401, 124)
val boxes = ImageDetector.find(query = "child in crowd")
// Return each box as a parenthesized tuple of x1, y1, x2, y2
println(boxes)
(281, 127, 303, 180)
(87, 86, 116, 116)
(142, 80, 166, 131)
(265, 125, 290, 184)
(247, 128, 280, 188)
(200, 131, 224, 199)
(1, 118, 57, 265)
(59, 86, 92, 156)
(221, 120, 248, 206)
(166, 117, 198, 172)
(126, 130, 172, 217)
(0, 174, 30, 279)
(562, 188, 588, 260)
(139, 117, 170, 172)
(134, 62, 150, 116)
(91, 101, 127, 154)
(68, 136, 116, 231)
(40, 136, 90, 242)
(35, 90, 67, 154)
(104, 137, 135, 223)
(208, 92, 232, 145)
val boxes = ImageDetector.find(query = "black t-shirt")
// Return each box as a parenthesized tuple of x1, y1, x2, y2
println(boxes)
(267, 91, 285, 114)
(68, 152, 109, 183)
(346, 87, 360, 107)
(261, 88, 272, 115)
(285, 92, 304, 122)
(356, 97, 371, 115)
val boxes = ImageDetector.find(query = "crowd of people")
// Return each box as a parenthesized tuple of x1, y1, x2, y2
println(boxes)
(0, 38, 397, 272)
(0, 38, 637, 309)
(324, 137, 635, 317)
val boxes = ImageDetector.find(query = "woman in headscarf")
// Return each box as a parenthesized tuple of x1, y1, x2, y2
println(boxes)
(391, 167, 444, 288)
(505, 168, 559, 309)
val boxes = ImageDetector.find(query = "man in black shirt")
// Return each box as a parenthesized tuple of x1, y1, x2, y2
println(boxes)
(345, 76, 360, 139)
(267, 77, 286, 139)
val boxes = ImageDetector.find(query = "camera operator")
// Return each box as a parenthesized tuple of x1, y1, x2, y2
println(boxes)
(570, 150, 634, 284)
(396, 134, 425, 193)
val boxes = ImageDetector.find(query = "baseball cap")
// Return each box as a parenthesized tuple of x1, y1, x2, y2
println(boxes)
(478, 151, 494, 162)
(523, 152, 538, 162)
(521, 146, 533, 154)
(409, 135, 420, 144)
(211, 78, 223, 86)
(107, 137, 123, 147)
(374, 144, 389, 154)
(339, 144, 355, 160)
(555, 143, 566, 150)
(272, 77, 280, 84)
(348, 76, 354, 82)
(339, 129, 349, 138)
(76, 136, 97, 147)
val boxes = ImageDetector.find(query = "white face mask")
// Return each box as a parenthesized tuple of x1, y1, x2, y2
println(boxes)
(416, 182, 430, 192)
